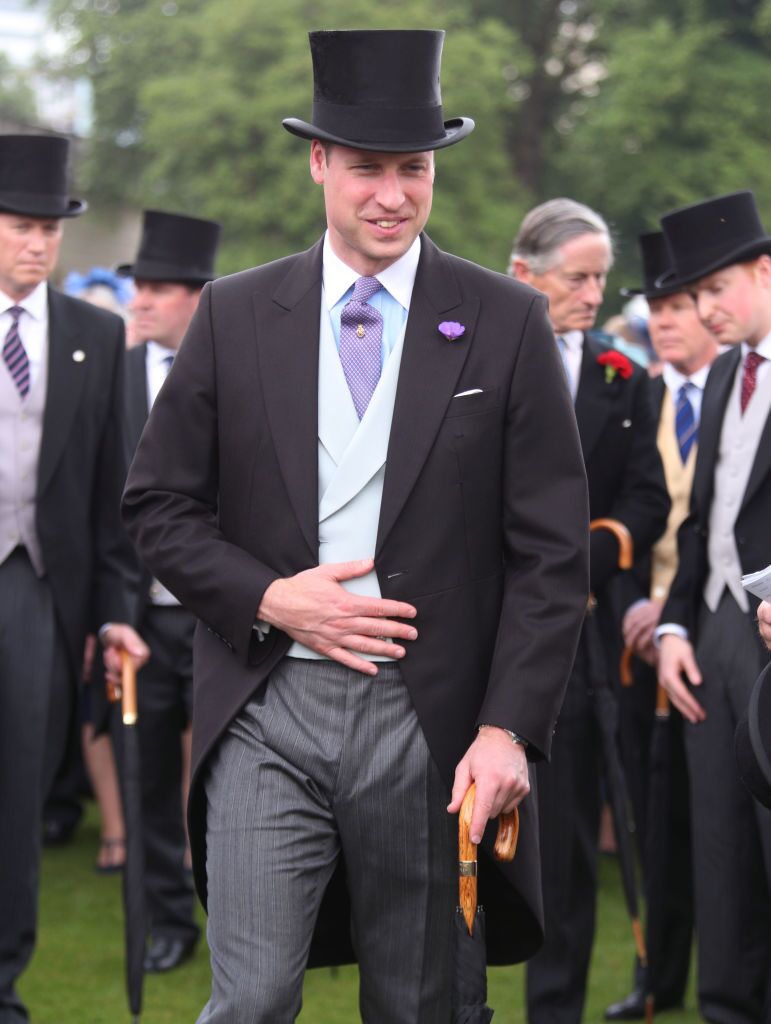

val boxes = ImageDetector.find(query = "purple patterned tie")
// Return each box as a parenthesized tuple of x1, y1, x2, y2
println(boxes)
(3, 306, 29, 398)
(339, 276, 383, 419)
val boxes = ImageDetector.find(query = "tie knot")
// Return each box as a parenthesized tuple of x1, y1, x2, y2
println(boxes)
(7, 305, 23, 323)
(163, 354, 174, 369)
(745, 350, 765, 372)
(352, 276, 382, 304)
(678, 382, 693, 400)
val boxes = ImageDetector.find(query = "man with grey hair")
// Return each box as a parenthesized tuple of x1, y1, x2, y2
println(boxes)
(512, 199, 669, 1024)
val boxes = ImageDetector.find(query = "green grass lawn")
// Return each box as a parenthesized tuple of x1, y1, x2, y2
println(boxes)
(20, 804, 701, 1023)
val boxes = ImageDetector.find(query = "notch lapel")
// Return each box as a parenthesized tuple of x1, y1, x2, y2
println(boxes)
(256, 240, 323, 561)
(574, 336, 615, 461)
(125, 343, 150, 455)
(691, 347, 740, 511)
(376, 237, 477, 556)
(37, 289, 89, 498)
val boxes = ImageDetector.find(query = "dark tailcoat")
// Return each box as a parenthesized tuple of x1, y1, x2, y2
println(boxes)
(38, 288, 132, 671)
(664, 345, 771, 648)
(527, 338, 669, 1023)
(122, 235, 591, 964)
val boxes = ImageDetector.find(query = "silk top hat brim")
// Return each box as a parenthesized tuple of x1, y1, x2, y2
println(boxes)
(0, 135, 86, 219)
(620, 230, 684, 300)
(657, 191, 771, 290)
(117, 209, 221, 284)
(283, 30, 475, 153)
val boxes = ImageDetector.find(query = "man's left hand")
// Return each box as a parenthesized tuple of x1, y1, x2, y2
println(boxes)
(447, 726, 530, 844)
(102, 623, 150, 685)
(759, 600, 771, 652)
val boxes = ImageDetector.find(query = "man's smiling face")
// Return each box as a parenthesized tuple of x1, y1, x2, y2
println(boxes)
(310, 141, 435, 276)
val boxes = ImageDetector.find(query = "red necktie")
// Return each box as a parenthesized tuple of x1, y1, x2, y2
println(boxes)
(740, 350, 765, 415)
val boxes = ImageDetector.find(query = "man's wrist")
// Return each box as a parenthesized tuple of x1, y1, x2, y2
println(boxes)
(478, 724, 529, 749)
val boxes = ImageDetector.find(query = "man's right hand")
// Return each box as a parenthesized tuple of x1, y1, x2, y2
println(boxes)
(758, 600, 771, 652)
(658, 633, 706, 723)
(257, 559, 418, 675)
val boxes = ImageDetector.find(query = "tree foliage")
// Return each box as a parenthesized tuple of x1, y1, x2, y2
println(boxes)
(49, 0, 770, 289)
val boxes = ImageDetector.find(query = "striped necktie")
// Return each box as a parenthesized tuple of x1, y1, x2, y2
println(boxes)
(675, 382, 697, 463)
(3, 306, 29, 398)
(740, 350, 765, 415)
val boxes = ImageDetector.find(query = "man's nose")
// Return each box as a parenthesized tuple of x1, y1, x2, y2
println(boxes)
(582, 277, 604, 307)
(375, 171, 406, 210)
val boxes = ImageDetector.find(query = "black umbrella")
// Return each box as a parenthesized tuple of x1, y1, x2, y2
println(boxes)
(586, 520, 653, 1024)
(111, 652, 147, 1022)
(453, 784, 518, 1023)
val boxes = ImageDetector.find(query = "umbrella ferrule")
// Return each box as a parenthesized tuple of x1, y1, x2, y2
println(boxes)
(459, 860, 477, 877)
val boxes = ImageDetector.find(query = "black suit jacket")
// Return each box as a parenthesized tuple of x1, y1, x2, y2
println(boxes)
(576, 335, 669, 599)
(123, 234, 591, 964)
(36, 288, 133, 674)
(663, 346, 771, 657)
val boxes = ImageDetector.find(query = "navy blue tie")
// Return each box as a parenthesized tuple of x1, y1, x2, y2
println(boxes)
(675, 383, 697, 463)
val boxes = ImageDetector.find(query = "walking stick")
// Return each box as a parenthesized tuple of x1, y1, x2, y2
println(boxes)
(452, 784, 519, 1022)
(588, 519, 653, 1024)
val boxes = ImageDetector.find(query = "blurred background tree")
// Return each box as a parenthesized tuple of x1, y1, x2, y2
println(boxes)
(47, 0, 770, 295)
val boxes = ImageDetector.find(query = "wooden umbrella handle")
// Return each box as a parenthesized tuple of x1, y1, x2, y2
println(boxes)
(121, 650, 138, 726)
(458, 783, 520, 934)
(589, 517, 634, 570)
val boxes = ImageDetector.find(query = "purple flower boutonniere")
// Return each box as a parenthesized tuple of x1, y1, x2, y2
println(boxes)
(438, 320, 465, 341)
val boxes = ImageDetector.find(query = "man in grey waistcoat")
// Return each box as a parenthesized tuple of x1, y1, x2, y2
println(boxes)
(122, 30, 590, 1022)
(657, 191, 771, 1024)
(0, 134, 146, 1023)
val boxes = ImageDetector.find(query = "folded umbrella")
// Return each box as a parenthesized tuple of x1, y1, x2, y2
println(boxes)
(453, 783, 519, 1023)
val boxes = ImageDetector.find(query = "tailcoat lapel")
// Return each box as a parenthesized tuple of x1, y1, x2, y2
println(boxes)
(741, 398, 771, 512)
(256, 240, 323, 560)
(125, 343, 150, 454)
(573, 335, 616, 461)
(691, 346, 740, 511)
(376, 236, 478, 555)
(38, 288, 89, 498)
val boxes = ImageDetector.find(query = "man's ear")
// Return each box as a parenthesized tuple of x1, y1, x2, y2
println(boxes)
(309, 140, 326, 185)
(511, 257, 533, 285)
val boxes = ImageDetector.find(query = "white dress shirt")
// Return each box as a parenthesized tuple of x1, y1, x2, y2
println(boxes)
(661, 360, 711, 425)
(557, 329, 583, 402)
(145, 339, 176, 409)
(0, 282, 48, 389)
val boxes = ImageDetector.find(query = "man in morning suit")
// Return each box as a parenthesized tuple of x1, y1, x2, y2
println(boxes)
(657, 191, 771, 1024)
(122, 29, 590, 1023)
(0, 134, 146, 1024)
(510, 199, 670, 1024)
(606, 231, 718, 1020)
(116, 210, 222, 973)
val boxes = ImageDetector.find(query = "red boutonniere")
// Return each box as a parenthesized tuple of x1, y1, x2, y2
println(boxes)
(597, 350, 633, 384)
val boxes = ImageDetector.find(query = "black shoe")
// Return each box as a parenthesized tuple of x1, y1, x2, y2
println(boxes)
(143, 934, 198, 973)
(605, 988, 682, 1020)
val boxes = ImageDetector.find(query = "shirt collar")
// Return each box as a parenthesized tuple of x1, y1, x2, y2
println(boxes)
(0, 280, 48, 321)
(662, 360, 711, 397)
(742, 331, 771, 362)
(146, 339, 176, 367)
(558, 329, 584, 352)
(322, 232, 421, 311)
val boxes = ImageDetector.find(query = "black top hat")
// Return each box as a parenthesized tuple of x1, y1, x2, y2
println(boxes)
(283, 30, 474, 152)
(657, 191, 771, 290)
(118, 210, 221, 284)
(620, 231, 684, 300)
(735, 662, 771, 810)
(0, 134, 86, 218)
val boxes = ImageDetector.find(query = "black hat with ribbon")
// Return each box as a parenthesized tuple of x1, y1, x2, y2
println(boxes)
(118, 209, 221, 284)
(657, 191, 771, 290)
(735, 662, 771, 810)
(620, 231, 683, 300)
(283, 30, 474, 152)
(0, 134, 86, 218)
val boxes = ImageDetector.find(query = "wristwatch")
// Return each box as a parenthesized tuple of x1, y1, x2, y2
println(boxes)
(478, 724, 529, 748)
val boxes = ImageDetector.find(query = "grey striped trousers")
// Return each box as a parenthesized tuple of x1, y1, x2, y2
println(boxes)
(197, 657, 457, 1024)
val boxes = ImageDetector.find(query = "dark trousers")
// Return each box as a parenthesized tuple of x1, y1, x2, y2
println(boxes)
(617, 658, 693, 1005)
(112, 604, 198, 944)
(526, 642, 602, 1024)
(688, 594, 771, 1024)
(0, 550, 71, 1023)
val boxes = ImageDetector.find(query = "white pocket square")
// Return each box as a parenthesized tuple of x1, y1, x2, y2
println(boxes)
(453, 388, 483, 398)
